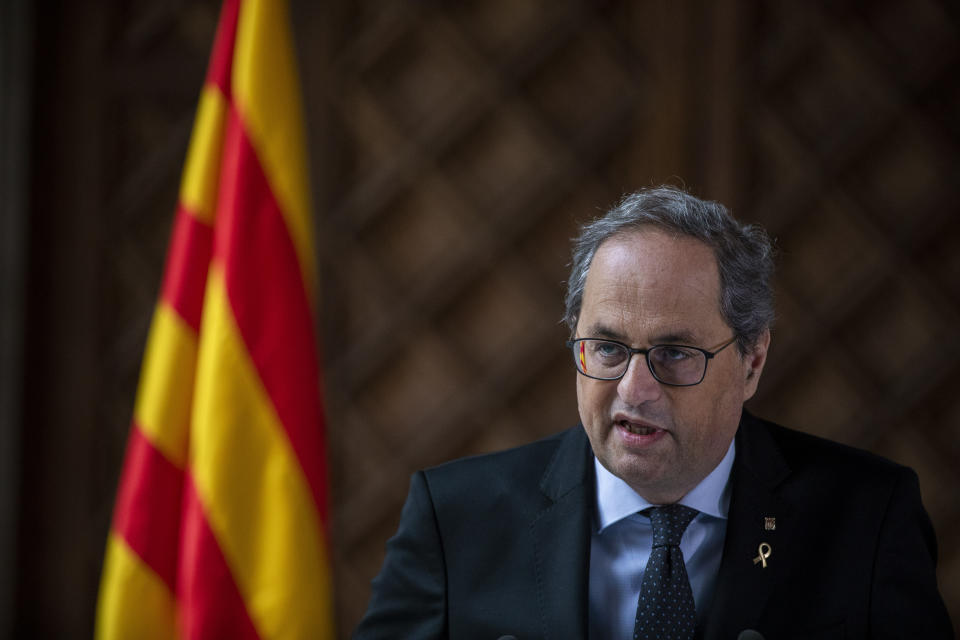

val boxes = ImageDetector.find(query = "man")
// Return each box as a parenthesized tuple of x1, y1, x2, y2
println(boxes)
(355, 187, 952, 639)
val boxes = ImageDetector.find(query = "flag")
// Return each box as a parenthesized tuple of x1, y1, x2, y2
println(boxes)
(96, 0, 333, 637)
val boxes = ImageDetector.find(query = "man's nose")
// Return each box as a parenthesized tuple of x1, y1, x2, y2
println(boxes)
(616, 354, 662, 405)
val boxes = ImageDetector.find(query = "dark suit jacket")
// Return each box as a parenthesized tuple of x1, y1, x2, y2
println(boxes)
(355, 412, 953, 639)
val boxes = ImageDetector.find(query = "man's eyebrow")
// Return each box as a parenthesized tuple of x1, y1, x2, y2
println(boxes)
(583, 325, 701, 345)
(583, 324, 628, 341)
(651, 330, 699, 344)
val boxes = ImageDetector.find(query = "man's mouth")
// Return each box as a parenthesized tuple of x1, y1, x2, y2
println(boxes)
(617, 419, 662, 436)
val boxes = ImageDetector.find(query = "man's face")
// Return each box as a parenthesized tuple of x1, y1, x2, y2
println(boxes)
(575, 229, 769, 504)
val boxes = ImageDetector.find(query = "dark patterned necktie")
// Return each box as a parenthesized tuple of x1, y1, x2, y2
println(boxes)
(633, 504, 699, 640)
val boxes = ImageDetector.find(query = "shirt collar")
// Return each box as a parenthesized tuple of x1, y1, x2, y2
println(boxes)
(593, 437, 736, 532)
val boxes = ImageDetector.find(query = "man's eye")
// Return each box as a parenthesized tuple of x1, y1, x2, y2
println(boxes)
(591, 342, 624, 360)
(657, 347, 694, 361)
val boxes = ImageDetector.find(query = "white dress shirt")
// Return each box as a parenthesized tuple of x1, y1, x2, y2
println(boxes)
(588, 439, 735, 640)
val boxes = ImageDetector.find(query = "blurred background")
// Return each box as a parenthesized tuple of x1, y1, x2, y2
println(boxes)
(2, 0, 959, 636)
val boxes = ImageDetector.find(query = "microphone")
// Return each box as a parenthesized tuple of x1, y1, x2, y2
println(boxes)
(737, 631, 765, 640)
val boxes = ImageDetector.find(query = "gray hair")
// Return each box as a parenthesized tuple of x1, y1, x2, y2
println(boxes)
(564, 186, 775, 352)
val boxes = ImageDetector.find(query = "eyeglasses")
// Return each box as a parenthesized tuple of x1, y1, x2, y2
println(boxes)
(566, 336, 737, 387)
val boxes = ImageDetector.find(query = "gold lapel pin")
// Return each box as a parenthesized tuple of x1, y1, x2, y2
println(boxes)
(753, 542, 772, 569)
(764, 517, 776, 531)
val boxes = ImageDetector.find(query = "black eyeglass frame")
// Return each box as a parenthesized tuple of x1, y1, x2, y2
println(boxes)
(565, 335, 738, 387)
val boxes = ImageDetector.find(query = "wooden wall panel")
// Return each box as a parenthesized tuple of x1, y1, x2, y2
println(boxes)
(319, 0, 960, 632)
(744, 0, 960, 629)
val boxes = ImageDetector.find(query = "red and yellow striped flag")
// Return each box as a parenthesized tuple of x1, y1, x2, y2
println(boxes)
(96, 0, 333, 637)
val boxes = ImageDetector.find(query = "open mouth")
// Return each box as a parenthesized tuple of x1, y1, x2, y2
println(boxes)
(618, 420, 661, 436)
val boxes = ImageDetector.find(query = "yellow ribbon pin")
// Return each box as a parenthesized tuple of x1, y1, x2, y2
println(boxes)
(752, 542, 772, 568)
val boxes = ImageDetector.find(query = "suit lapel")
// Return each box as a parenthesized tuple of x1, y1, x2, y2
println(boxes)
(530, 427, 594, 640)
(702, 412, 793, 640)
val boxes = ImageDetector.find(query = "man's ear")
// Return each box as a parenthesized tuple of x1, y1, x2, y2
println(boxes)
(743, 328, 771, 401)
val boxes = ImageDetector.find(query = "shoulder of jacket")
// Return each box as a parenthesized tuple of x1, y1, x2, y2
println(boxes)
(748, 412, 912, 483)
(423, 426, 579, 482)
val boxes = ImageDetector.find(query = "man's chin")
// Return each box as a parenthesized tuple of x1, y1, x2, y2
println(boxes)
(606, 456, 672, 496)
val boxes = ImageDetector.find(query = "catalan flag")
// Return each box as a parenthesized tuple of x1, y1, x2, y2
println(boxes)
(95, 0, 333, 637)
